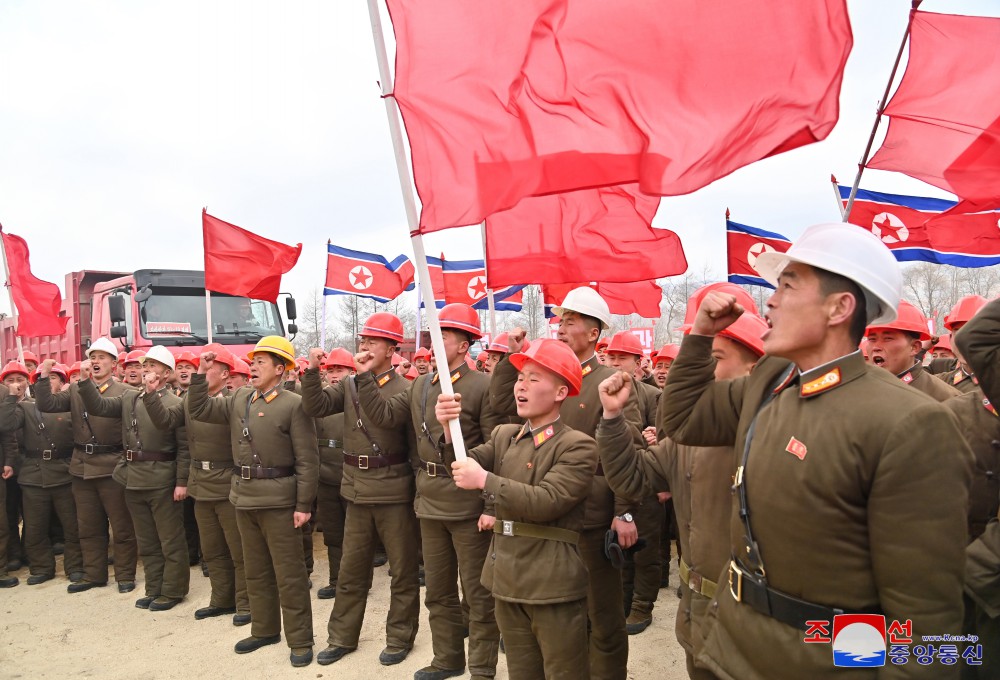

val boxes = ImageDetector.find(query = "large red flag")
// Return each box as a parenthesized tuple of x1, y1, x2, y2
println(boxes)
(387, 0, 853, 231)
(484, 185, 686, 287)
(1, 230, 69, 338)
(867, 11, 1000, 215)
(543, 281, 662, 320)
(203, 210, 302, 303)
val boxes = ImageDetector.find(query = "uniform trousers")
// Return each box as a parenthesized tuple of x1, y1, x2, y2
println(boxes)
(622, 496, 663, 614)
(0, 475, 8, 572)
(494, 598, 589, 680)
(961, 593, 1000, 680)
(580, 526, 628, 680)
(677, 584, 720, 680)
(22, 484, 82, 578)
(420, 517, 499, 676)
(316, 481, 347, 586)
(195, 498, 248, 612)
(237, 507, 313, 649)
(327, 501, 419, 650)
(72, 476, 137, 583)
(182, 496, 200, 563)
(124, 487, 189, 599)
(5, 477, 25, 564)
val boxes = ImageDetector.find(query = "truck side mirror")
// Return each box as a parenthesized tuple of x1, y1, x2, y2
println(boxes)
(110, 326, 127, 339)
(108, 296, 126, 324)
(287, 322, 298, 336)
(285, 297, 297, 321)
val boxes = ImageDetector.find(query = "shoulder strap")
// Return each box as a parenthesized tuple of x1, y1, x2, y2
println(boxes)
(31, 402, 57, 450)
(240, 392, 264, 466)
(347, 376, 383, 455)
(419, 374, 436, 446)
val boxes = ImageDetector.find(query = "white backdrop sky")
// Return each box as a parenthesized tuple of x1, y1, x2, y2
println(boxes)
(1, 0, 998, 320)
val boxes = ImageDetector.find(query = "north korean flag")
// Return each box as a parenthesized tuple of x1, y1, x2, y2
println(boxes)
(840, 185, 1000, 267)
(424, 255, 524, 310)
(324, 244, 415, 303)
(726, 220, 792, 289)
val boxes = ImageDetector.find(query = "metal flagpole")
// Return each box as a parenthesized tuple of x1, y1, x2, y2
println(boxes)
(0, 226, 27, 363)
(321, 239, 329, 349)
(843, 0, 923, 220)
(205, 290, 214, 343)
(831, 175, 847, 220)
(366, 0, 467, 459)
(479, 222, 497, 339)
(414, 281, 423, 350)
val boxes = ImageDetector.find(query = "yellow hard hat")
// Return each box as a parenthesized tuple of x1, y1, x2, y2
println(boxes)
(247, 336, 296, 370)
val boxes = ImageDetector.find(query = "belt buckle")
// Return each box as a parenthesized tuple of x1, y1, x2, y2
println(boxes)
(84, 443, 95, 454)
(327, 439, 337, 448)
(689, 570, 704, 595)
(241, 465, 251, 480)
(200, 461, 211, 471)
(502, 520, 514, 537)
(125, 449, 134, 462)
(42, 449, 53, 461)
(729, 561, 743, 602)
(425, 462, 437, 477)
(358, 455, 369, 470)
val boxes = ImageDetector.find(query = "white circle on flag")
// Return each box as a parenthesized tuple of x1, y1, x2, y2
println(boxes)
(467, 275, 487, 300)
(349, 265, 373, 290)
(747, 242, 775, 271)
(871, 213, 909, 243)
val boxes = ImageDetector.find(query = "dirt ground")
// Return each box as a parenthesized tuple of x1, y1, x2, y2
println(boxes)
(0, 541, 689, 679)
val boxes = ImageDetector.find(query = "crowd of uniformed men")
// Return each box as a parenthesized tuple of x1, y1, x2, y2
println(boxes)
(1, 221, 1000, 679)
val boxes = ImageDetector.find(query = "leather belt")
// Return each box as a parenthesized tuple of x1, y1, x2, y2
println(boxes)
(343, 451, 408, 470)
(422, 461, 450, 477)
(76, 442, 119, 455)
(318, 438, 342, 448)
(728, 560, 850, 632)
(680, 558, 718, 600)
(124, 450, 176, 462)
(494, 520, 579, 545)
(236, 465, 295, 480)
(25, 447, 74, 460)
(192, 459, 236, 471)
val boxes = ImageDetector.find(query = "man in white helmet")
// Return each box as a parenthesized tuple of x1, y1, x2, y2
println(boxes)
(655, 223, 970, 680)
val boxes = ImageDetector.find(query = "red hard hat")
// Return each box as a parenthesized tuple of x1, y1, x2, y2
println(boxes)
(655, 344, 679, 364)
(596, 338, 610, 352)
(175, 351, 201, 368)
(931, 334, 954, 353)
(510, 338, 583, 397)
(682, 282, 760, 332)
(476, 351, 488, 362)
(68, 361, 82, 376)
(413, 347, 432, 360)
(295, 357, 310, 374)
(717, 313, 768, 357)
(859, 338, 869, 359)
(944, 295, 988, 332)
(438, 303, 482, 340)
(867, 300, 931, 341)
(360, 312, 404, 343)
(391, 352, 403, 367)
(405, 365, 418, 381)
(117, 352, 127, 364)
(0, 361, 30, 381)
(323, 348, 355, 369)
(21, 351, 39, 364)
(231, 357, 251, 377)
(201, 343, 237, 370)
(605, 330, 644, 357)
(124, 349, 146, 365)
(487, 333, 510, 354)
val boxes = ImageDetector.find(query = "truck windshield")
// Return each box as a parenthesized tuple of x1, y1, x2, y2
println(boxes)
(139, 290, 283, 342)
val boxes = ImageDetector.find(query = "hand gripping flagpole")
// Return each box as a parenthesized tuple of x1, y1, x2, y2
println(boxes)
(843, 0, 923, 220)
(367, 0, 466, 460)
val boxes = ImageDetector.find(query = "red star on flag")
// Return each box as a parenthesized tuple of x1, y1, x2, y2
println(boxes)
(352, 269, 372, 288)
(469, 276, 487, 299)
(876, 215, 905, 241)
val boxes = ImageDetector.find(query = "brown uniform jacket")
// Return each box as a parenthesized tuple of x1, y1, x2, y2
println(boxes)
(143, 386, 234, 502)
(0, 393, 73, 489)
(187, 374, 318, 512)
(490, 353, 642, 528)
(78, 380, 189, 491)
(662, 334, 970, 680)
(35, 376, 132, 479)
(942, 365, 980, 395)
(316, 409, 345, 487)
(955, 299, 1000, 616)
(300, 367, 414, 506)
(897, 361, 961, 402)
(357, 361, 500, 521)
(944, 388, 1000, 541)
(445, 420, 596, 604)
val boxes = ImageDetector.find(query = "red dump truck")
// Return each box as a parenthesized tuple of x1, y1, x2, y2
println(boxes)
(1, 269, 297, 365)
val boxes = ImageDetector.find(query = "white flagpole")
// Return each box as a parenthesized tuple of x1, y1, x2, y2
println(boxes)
(205, 290, 214, 343)
(479, 221, 497, 338)
(831, 174, 847, 220)
(414, 281, 423, 350)
(321, 238, 330, 349)
(0, 227, 27, 363)
(367, 0, 466, 459)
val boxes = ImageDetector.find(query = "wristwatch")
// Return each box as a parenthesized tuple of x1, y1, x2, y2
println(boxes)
(617, 513, 634, 523)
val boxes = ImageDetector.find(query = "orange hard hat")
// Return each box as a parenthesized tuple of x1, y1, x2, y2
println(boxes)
(413, 347, 432, 360)
(510, 338, 583, 397)
(323, 348, 355, 370)
(175, 351, 201, 368)
(438, 303, 482, 340)
(68, 361, 82, 376)
(360, 312, 404, 343)
(596, 338, 610, 352)
(931, 334, 954, 353)
(682, 282, 759, 332)
(231, 357, 251, 377)
(124, 349, 146, 365)
(867, 300, 931, 341)
(605, 331, 644, 357)
(655, 344, 680, 364)
(717, 313, 768, 357)
(0, 361, 30, 381)
(944, 295, 988, 332)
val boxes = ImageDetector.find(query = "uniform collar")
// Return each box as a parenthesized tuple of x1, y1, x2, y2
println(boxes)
(896, 360, 925, 386)
(431, 361, 470, 385)
(251, 384, 281, 404)
(954, 366, 978, 386)
(514, 417, 564, 448)
(795, 350, 866, 398)
(96, 378, 115, 394)
(581, 354, 600, 378)
(374, 367, 396, 387)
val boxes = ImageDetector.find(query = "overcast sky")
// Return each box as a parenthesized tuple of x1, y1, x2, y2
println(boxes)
(1, 0, 998, 322)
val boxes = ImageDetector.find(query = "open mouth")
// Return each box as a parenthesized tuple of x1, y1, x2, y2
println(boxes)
(871, 355, 885, 366)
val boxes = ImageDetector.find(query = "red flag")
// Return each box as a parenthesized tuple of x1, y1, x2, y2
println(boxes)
(203, 210, 301, 303)
(1, 230, 69, 338)
(324, 244, 415, 303)
(868, 11, 1000, 215)
(484, 185, 686, 287)
(543, 281, 661, 319)
(387, 0, 853, 231)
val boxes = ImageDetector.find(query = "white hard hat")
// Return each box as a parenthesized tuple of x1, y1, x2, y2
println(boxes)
(552, 287, 611, 330)
(86, 337, 119, 360)
(754, 222, 901, 325)
(140, 345, 175, 371)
